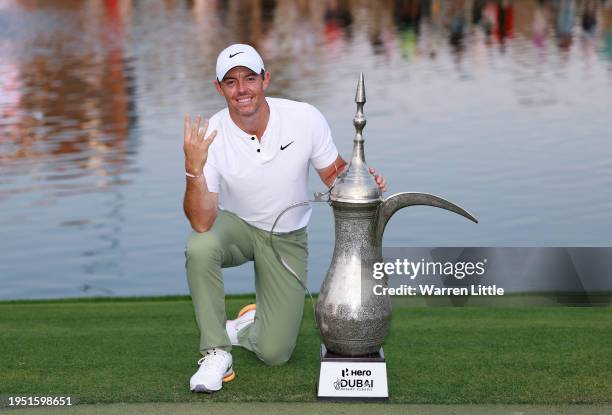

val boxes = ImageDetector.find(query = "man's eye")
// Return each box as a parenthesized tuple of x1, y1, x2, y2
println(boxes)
(247, 77, 256, 82)
(225, 81, 235, 86)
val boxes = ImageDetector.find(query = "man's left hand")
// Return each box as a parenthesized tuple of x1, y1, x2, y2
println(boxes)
(369, 167, 387, 193)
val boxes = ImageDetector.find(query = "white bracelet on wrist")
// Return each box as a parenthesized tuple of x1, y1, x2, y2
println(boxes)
(185, 171, 203, 179)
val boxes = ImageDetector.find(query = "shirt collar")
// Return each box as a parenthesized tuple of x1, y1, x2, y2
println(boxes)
(226, 98, 280, 164)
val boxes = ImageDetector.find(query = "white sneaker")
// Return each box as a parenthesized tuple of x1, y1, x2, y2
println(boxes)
(226, 304, 256, 346)
(189, 348, 234, 393)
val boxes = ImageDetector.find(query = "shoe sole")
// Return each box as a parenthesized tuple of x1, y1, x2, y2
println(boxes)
(191, 369, 235, 393)
(237, 303, 256, 318)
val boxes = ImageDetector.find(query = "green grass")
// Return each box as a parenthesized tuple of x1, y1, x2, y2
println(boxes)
(1, 296, 611, 405)
(4, 402, 612, 415)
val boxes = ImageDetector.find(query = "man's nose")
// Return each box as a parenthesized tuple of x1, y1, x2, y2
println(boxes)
(237, 78, 248, 94)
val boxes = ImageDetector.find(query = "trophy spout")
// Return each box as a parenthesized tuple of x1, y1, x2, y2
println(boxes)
(375, 192, 478, 246)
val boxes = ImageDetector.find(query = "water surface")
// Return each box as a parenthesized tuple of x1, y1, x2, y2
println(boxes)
(1, 0, 611, 299)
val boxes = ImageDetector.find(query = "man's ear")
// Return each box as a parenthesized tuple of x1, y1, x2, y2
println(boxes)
(213, 80, 224, 97)
(262, 71, 271, 91)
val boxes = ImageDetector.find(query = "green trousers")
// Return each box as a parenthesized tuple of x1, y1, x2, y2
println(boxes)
(185, 210, 308, 365)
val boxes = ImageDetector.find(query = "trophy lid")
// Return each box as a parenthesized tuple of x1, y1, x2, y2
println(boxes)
(330, 73, 382, 204)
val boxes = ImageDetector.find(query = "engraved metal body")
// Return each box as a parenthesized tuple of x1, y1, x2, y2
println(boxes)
(316, 73, 478, 356)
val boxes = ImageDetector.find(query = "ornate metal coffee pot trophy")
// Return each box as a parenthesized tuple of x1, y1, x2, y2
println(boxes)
(316, 74, 477, 400)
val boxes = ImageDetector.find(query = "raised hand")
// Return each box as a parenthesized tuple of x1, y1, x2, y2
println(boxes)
(183, 114, 217, 176)
(369, 167, 387, 193)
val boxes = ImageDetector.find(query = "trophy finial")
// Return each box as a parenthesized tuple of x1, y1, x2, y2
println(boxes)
(355, 72, 366, 104)
(353, 73, 366, 137)
(330, 72, 380, 203)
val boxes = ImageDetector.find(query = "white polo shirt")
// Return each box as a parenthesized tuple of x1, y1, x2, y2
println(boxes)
(204, 97, 338, 232)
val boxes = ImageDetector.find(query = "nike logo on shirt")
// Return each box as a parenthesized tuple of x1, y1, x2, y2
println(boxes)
(280, 141, 294, 150)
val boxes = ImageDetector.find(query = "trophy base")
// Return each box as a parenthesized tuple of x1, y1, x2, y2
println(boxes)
(317, 344, 389, 401)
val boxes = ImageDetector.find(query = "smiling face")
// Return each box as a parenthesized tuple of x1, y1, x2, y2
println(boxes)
(214, 66, 270, 119)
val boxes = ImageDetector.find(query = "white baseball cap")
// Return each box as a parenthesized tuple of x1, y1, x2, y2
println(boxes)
(216, 44, 265, 81)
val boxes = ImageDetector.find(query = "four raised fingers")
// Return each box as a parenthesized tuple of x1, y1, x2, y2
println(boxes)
(185, 114, 213, 143)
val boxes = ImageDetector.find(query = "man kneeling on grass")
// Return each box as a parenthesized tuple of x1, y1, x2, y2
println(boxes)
(182, 44, 386, 393)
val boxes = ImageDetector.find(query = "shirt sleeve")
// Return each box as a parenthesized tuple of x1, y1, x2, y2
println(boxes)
(309, 105, 339, 169)
(203, 160, 220, 193)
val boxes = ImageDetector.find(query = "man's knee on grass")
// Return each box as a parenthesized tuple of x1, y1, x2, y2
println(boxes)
(255, 340, 295, 366)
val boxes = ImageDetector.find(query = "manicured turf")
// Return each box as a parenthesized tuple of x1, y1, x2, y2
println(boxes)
(4, 402, 612, 415)
(1, 296, 611, 405)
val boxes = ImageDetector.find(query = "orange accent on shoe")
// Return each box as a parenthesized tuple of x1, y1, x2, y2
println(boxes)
(223, 371, 236, 382)
(237, 303, 256, 318)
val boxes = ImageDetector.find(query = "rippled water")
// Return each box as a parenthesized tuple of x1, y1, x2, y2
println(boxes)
(1, 0, 611, 300)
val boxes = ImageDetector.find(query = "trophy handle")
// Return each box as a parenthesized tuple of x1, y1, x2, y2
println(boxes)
(375, 192, 478, 246)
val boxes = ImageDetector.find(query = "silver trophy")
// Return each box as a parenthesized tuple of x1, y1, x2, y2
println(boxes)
(316, 74, 477, 400)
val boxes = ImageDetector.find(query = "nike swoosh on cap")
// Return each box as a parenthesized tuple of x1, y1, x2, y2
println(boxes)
(229, 52, 244, 58)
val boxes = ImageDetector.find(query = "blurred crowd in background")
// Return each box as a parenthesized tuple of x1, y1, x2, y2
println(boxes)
(2, 0, 611, 165)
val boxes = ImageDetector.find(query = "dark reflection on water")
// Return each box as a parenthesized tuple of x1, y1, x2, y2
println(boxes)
(1, 0, 611, 299)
